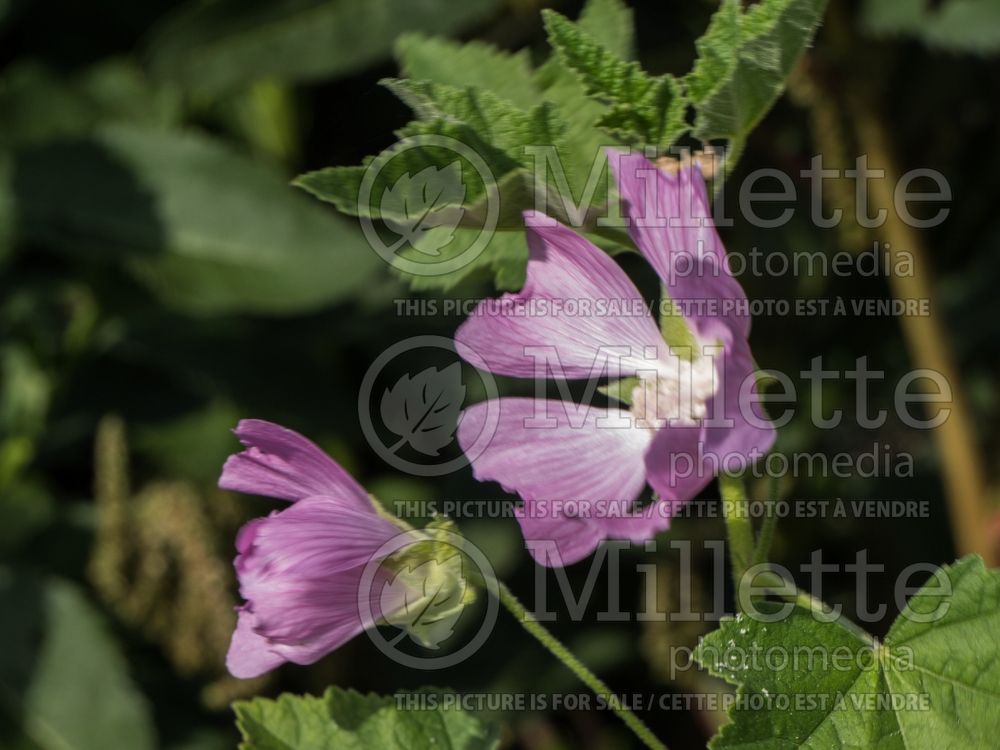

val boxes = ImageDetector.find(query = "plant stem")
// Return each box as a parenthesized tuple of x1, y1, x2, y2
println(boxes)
(494, 579, 668, 750)
(719, 474, 754, 602)
(750, 477, 780, 567)
(720, 475, 873, 642)
(753, 569, 875, 645)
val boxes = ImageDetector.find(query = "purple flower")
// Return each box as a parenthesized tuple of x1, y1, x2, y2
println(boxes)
(454, 152, 775, 567)
(220, 420, 467, 678)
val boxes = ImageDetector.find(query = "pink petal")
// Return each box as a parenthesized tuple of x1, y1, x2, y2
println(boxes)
(514, 508, 603, 567)
(458, 397, 654, 566)
(608, 152, 750, 344)
(227, 601, 367, 678)
(663, 253, 750, 348)
(643, 422, 714, 511)
(608, 151, 727, 271)
(226, 607, 287, 679)
(455, 213, 667, 381)
(220, 419, 371, 508)
(702, 336, 777, 467)
(234, 495, 401, 653)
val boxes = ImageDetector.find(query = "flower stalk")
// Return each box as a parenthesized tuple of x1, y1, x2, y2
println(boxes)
(493, 579, 669, 750)
(720, 473, 755, 601)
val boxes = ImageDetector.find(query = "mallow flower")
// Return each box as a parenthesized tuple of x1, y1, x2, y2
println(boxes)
(220, 419, 472, 678)
(454, 152, 775, 566)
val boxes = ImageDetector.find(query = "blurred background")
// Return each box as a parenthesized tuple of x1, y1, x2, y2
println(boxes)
(2, 0, 999, 747)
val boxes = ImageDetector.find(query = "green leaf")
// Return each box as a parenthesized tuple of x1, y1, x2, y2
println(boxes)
(294, 119, 518, 223)
(574, 0, 635, 60)
(12, 125, 381, 315)
(0, 61, 179, 148)
(862, 0, 1000, 54)
(298, 0, 649, 291)
(0, 573, 156, 750)
(687, 0, 828, 144)
(396, 228, 529, 291)
(394, 34, 538, 109)
(695, 555, 1000, 749)
(146, 0, 505, 96)
(234, 687, 500, 750)
(542, 9, 686, 147)
(380, 78, 563, 160)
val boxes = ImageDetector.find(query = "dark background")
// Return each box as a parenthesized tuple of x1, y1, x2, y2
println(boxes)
(1, 0, 999, 747)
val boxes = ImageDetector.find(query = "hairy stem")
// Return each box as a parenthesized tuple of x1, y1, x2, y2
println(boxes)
(753, 569, 876, 645)
(720, 473, 755, 602)
(494, 579, 668, 750)
(750, 478, 780, 567)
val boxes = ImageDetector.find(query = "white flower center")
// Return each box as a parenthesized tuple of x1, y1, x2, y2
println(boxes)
(630, 355, 718, 429)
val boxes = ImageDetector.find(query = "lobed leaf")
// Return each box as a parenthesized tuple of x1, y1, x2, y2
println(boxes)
(695, 555, 1000, 749)
(234, 686, 500, 750)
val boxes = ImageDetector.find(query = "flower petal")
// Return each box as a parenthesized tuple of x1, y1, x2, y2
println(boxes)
(220, 419, 372, 508)
(514, 506, 603, 567)
(226, 607, 287, 679)
(227, 597, 368, 678)
(702, 336, 776, 467)
(609, 150, 727, 271)
(643, 422, 714, 510)
(608, 151, 750, 345)
(665, 253, 750, 348)
(455, 212, 666, 380)
(235, 495, 401, 649)
(458, 397, 654, 565)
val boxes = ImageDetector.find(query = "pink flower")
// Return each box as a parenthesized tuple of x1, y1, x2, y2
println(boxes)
(220, 420, 463, 678)
(454, 152, 775, 566)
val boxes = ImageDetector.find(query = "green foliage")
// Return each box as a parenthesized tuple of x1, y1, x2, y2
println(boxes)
(0, 61, 180, 147)
(234, 687, 499, 750)
(12, 125, 381, 315)
(295, 0, 641, 290)
(298, 0, 830, 291)
(146, 0, 505, 96)
(295, 107, 528, 225)
(394, 34, 538, 109)
(695, 555, 1000, 748)
(862, 0, 1000, 54)
(686, 0, 828, 145)
(0, 573, 156, 750)
(542, 9, 686, 147)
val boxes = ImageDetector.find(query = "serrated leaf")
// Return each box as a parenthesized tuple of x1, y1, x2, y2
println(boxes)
(687, 0, 829, 144)
(394, 33, 538, 109)
(397, 229, 529, 292)
(146, 0, 504, 96)
(381, 78, 564, 160)
(381, 162, 467, 256)
(0, 573, 156, 750)
(543, 9, 687, 147)
(575, 0, 635, 59)
(294, 118, 518, 225)
(12, 125, 381, 315)
(695, 555, 1000, 749)
(234, 686, 500, 750)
